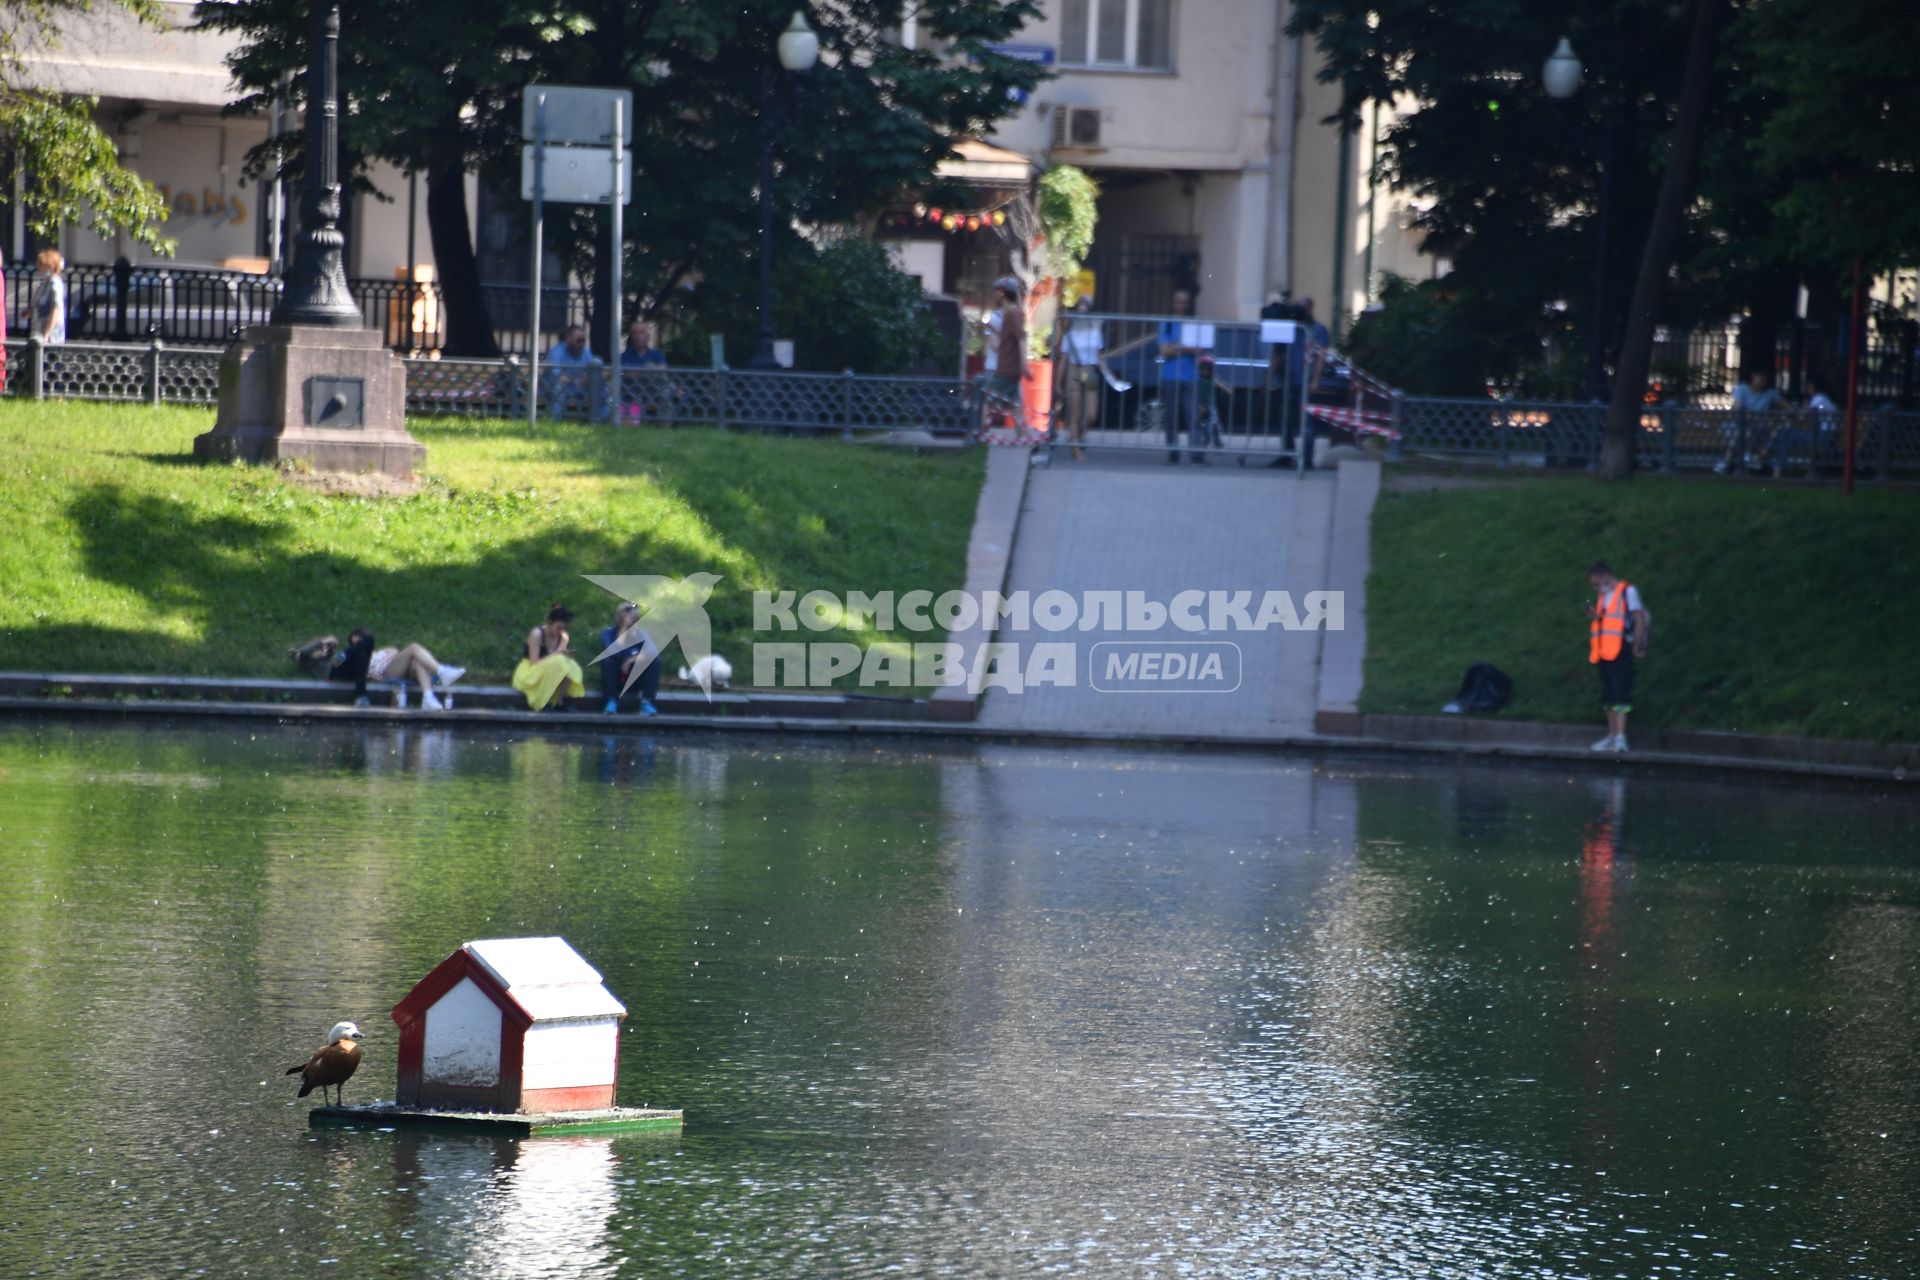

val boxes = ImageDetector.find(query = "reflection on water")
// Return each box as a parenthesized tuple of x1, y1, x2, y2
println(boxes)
(0, 721, 1917, 1277)
(395, 1133, 635, 1280)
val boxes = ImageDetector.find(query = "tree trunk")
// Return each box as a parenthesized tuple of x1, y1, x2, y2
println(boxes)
(1599, 0, 1728, 480)
(426, 160, 499, 358)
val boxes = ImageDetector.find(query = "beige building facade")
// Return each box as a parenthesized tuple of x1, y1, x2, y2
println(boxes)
(14, 0, 442, 283)
(981, 0, 1438, 330)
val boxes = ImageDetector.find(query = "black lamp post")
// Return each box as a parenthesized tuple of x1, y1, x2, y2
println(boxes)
(271, 0, 362, 327)
(1544, 37, 1612, 402)
(747, 11, 819, 370)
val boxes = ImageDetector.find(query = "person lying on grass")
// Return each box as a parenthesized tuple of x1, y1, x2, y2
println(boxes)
(290, 630, 466, 710)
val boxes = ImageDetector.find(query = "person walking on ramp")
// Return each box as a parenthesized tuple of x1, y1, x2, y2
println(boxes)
(1587, 561, 1650, 753)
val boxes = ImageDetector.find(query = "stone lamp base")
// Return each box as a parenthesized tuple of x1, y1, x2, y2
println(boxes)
(195, 325, 425, 479)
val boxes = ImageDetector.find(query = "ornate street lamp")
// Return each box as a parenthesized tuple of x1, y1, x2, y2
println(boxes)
(1543, 36, 1612, 402)
(748, 11, 819, 370)
(271, 0, 362, 327)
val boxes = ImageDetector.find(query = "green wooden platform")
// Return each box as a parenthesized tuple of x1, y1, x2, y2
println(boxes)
(308, 1102, 684, 1137)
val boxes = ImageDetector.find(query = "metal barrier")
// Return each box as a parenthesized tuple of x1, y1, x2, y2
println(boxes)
(1042, 310, 1309, 463)
(1391, 396, 1920, 478)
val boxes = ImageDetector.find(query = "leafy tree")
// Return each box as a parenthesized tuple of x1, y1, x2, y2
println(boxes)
(1291, 0, 1920, 428)
(1288, 0, 1699, 391)
(667, 233, 941, 374)
(1344, 274, 1538, 397)
(204, 0, 1046, 357)
(1035, 164, 1097, 291)
(1737, 0, 1920, 282)
(1601, 0, 1727, 480)
(2, 0, 173, 252)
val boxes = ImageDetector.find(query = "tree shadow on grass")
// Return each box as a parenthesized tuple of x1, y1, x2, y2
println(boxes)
(46, 484, 683, 680)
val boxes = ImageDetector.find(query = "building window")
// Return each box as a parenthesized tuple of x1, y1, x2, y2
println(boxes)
(1058, 0, 1172, 71)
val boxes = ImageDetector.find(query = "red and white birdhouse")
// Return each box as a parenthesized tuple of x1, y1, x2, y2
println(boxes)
(391, 937, 627, 1113)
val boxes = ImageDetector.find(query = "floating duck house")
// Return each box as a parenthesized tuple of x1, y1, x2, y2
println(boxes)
(391, 937, 627, 1113)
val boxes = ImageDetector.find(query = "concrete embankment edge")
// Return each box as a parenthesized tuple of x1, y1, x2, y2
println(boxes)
(928, 445, 1031, 721)
(1, 695, 1910, 785)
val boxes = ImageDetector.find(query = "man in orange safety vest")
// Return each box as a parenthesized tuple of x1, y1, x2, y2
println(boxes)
(1587, 561, 1650, 753)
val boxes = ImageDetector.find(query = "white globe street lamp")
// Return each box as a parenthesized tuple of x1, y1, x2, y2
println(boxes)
(1542, 37, 1583, 100)
(778, 11, 820, 74)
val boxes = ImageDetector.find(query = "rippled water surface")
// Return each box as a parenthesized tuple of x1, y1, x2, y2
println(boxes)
(2, 721, 1918, 1277)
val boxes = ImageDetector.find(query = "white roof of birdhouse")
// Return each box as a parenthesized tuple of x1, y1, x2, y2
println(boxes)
(464, 936, 627, 1023)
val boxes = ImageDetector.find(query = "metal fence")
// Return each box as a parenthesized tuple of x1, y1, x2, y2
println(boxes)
(1, 337, 223, 404)
(11, 332, 1917, 479)
(6, 260, 593, 356)
(1653, 322, 1919, 408)
(0, 338, 981, 436)
(1388, 396, 1920, 478)
(409, 358, 982, 434)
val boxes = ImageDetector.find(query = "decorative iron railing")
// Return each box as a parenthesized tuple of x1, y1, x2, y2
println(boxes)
(7, 334, 1916, 480)
(5, 260, 593, 357)
(1383, 396, 1920, 478)
(0, 338, 982, 437)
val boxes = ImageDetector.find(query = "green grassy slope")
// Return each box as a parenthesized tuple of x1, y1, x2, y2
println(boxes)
(1364, 474, 1920, 741)
(0, 401, 984, 683)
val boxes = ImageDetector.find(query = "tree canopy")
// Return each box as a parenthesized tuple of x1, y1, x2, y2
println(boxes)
(3, 0, 173, 253)
(1291, 0, 1920, 395)
(202, 0, 1046, 355)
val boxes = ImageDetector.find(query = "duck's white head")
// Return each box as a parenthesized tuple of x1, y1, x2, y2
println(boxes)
(328, 1021, 362, 1043)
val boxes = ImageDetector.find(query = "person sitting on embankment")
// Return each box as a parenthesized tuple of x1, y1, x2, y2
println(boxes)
(513, 604, 587, 711)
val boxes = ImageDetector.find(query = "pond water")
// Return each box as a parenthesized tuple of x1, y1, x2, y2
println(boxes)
(1, 720, 1917, 1278)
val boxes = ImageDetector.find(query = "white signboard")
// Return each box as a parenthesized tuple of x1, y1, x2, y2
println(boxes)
(1178, 322, 1216, 350)
(522, 85, 633, 146)
(1261, 319, 1300, 345)
(521, 144, 632, 205)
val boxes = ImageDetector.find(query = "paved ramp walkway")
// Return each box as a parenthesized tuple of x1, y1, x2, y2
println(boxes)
(977, 459, 1337, 739)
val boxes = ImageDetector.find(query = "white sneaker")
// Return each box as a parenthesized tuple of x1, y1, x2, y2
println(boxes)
(421, 689, 444, 712)
(435, 664, 466, 687)
(393, 686, 409, 709)
(1590, 734, 1618, 752)
(1612, 735, 1628, 753)
(440, 691, 454, 711)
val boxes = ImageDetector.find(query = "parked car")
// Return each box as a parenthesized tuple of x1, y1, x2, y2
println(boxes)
(63, 266, 282, 343)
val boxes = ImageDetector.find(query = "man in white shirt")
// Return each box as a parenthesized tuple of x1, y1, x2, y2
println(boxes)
(1587, 560, 1650, 753)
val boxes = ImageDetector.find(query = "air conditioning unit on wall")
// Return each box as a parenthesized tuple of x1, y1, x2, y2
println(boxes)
(1050, 105, 1106, 151)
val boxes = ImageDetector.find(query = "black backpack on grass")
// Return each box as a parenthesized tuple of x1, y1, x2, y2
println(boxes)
(1448, 662, 1512, 714)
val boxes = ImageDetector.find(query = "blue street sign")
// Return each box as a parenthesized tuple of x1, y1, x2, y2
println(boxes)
(983, 42, 1056, 103)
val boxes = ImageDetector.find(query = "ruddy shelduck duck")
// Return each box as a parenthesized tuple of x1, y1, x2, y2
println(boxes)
(287, 1021, 363, 1105)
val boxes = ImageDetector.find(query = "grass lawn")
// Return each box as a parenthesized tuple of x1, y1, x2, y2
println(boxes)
(1364, 472, 1920, 742)
(0, 400, 984, 685)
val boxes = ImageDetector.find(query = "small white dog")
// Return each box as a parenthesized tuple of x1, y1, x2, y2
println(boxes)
(678, 654, 733, 694)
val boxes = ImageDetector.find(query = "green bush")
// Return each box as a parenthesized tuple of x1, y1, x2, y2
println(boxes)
(1345, 275, 1506, 396)
(668, 235, 942, 375)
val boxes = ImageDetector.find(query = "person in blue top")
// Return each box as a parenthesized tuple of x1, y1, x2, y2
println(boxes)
(545, 324, 608, 421)
(1157, 289, 1208, 464)
(1717, 367, 1781, 474)
(601, 601, 662, 715)
(618, 318, 668, 422)
(620, 318, 666, 369)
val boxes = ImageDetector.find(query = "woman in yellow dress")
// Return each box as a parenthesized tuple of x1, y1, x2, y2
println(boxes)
(512, 604, 586, 710)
